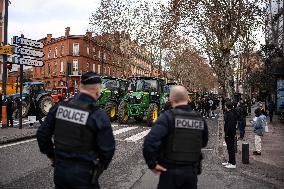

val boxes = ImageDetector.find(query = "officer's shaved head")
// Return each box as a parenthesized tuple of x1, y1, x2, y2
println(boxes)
(169, 86, 189, 108)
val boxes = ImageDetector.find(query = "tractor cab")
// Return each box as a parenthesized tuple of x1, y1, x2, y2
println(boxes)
(118, 77, 166, 126)
(96, 76, 129, 121)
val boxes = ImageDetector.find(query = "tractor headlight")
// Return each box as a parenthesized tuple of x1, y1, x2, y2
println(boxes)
(136, 96, 141, 99)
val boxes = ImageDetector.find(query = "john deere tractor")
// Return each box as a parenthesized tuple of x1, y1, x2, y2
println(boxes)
(96, 76, 128, 121)
(118, 77, 166, 126)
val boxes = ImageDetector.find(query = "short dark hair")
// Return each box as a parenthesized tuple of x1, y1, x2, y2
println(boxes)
(254, 108, 261, 117)
(226, 101, 233, 110)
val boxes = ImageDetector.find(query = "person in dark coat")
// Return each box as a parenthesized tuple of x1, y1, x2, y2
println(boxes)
(267, 101, 275, 122)
(222, 101, 237, 169)
(143, 86, 208, 189)
(37, 72, 115, 189)
(236, 102, 246, 140)
(6, 97, 13, 127)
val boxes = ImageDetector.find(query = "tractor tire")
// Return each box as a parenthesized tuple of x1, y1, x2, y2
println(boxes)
(12, 99, 29, 118)
(105, 101, 117, 122)
(39, 95, 54, 116)
(147, 103, 159, 127)
(118, 101, 129, 124)
(134, 116, 144, 122)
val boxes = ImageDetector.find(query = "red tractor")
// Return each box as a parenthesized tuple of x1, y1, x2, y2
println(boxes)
(51, 87, 69, 103)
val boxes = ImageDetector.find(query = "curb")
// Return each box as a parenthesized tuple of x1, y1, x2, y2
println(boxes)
(0, 132, 37, 145)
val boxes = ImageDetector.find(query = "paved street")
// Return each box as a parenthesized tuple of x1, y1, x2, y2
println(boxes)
(0, 115, 281, 189)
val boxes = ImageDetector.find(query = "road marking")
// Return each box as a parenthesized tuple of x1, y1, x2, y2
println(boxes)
(0, 138, 36, 149)
(202, 148, 213, 151)
(113, 127, 138, 135)
(124, 129, 150, 142)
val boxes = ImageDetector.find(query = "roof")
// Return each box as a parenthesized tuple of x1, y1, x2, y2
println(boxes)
(128, 76, 164, 80)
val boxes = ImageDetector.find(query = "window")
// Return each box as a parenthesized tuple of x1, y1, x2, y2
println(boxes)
(87, 47, 90, 55)
(108, 67, 111, 75)
(60, 62, 64, 72)
(73, 43, 79, 56)
(48, 64, 51, 75)
(73, 59, 78, 74)
(61, 45, 64, 56)
(98, 50, 101, 58)
(48, 48, 51, 59)
(54, 47, 58, 58)
(98, 65, 101, 74)
(103, 53, 106, 60)
(93, 64, 96, 72)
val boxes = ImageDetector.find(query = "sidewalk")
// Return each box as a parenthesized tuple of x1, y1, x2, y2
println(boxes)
(0, 126, 38, 144)
(234, 105, 284, 186)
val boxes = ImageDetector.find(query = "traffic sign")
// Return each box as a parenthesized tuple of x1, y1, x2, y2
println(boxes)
(14, 46, 44, 58)
(12, 56, 44, 67)
(13, 36, 44, 49)
(0, 45, 14, 55)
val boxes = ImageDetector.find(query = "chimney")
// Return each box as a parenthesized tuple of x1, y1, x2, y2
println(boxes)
(65, 27, 70, 37)
(141, 44, 146, 48)
(86, 31, 92, 38)
(47, 34, 52, 42)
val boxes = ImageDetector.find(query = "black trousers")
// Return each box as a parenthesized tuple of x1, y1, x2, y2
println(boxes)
(225, 136, 236, 165)
(157, 168, 197, 189)
(54, 160, 100, 189)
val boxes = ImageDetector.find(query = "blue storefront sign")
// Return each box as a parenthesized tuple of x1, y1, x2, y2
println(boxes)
(277, 79, 284, 110)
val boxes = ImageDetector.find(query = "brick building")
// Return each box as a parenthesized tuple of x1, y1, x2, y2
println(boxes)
(33, 27, 154, 90)
(33, 27, 123, 90)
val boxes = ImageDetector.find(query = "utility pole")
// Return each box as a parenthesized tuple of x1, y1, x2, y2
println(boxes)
(1, 0, 9, 128)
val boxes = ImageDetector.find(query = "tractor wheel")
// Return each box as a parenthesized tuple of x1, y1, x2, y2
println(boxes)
(13, 100, 29, 118)
(39, 95, 54, 116)
(105, 101, 117, 122)
(147, 103, 159, 127)
(134, 116, 144, 122)
(118, 101, 129, 124)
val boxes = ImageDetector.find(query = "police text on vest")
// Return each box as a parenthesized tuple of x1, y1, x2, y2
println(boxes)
(175, 118, 204, 130)
(56, 106, 89, 125)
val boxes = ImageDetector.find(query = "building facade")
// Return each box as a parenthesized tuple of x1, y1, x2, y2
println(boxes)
(33, 28, 154, 90)
(33, 28, 122, 90)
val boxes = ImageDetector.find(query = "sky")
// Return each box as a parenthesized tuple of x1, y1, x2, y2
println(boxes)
(8, 0, 100, 41)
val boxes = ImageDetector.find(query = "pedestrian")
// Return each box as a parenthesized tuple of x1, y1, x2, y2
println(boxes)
(222, 101, 237, 169)
(236, 102, 245, 140)
(143, 86, 208, 189)
(267, 100, 275, 123)
(37, 72, 115, 189)
(6, 97, 13, 127)
(252, 108, 265, 155)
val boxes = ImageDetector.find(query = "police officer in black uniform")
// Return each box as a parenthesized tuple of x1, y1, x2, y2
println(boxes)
(143, 85, 208, 189)
(37, 72, 115, 189)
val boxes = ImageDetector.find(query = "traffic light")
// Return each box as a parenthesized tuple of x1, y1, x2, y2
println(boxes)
(6, 63, 13, 71)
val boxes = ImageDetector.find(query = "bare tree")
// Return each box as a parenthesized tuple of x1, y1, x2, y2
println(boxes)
(166, 0, 265, 96)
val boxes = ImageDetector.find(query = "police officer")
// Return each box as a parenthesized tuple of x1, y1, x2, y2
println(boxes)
(143, 86, 208, 189)
(37, 72, 115, 189)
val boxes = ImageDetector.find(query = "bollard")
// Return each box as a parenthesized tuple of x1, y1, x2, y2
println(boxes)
(242, 142, 249, 164)
(1, 105, 7, 128)
(234, 136, 237, 153)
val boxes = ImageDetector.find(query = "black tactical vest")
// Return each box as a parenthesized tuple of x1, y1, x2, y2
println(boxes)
(54, 100, 98, 154)
(162, 109, 204, 163)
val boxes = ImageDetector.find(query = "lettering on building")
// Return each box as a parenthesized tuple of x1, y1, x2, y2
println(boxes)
(56, 106, 89, 125)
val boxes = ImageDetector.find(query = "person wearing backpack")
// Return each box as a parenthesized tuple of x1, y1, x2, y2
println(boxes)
(252, 108, 265, 155)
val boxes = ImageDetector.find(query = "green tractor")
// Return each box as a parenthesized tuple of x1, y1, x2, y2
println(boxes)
(118, 77, 167, 126)
(96, 76, 128, 121)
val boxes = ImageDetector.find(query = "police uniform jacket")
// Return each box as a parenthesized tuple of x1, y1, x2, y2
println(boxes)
(143, 105, 208, 169)
(36, 93, 115, 168)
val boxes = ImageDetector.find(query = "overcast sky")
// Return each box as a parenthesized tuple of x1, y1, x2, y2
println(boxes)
(8, 0, 100, 40)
